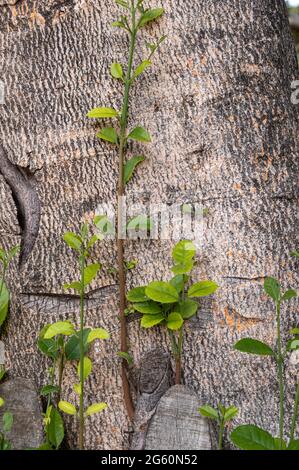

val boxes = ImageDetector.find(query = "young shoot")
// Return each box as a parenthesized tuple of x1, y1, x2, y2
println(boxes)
(199, 403, 238, 450)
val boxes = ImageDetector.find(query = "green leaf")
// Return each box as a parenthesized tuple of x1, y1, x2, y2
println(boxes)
(63, 281, 81, 292)
(175, 299, 198, 320)
(273, 437, 287, 450)
(172, 240, 196, 264)
(40, 385, 60, 397)
(234, 338, 274, 356)
(133, 60, 151, 78)
(291, 250, 299, 259)
(138, 8, 164, 28)
(199, 405, 219, 420)
(288, 439, 299, 450)
(63, 232, 82, 251)
(127, 126, 151, 142)
(77, 357, 92, 381)
(2, 412, 13, 433)
(124, 156, 145, 184)
(230, 425, 276, 450)
(111, 20, 127, 30)
(85, 403, 107, 417)
(110, 62, 123, 79)
(223, 406, 238, 422)
(44, 321, 75, 339)
(97, 127, 118, 144)
(166, 312, 184, 331)
(287, 338, 299, 351)
(132, 301, 162, 314)
(188, 281, 219, 298)
(48, 408, 64, 449)
(171, 260, 194, 275)
(87, 107, 118, 118)
(169, 274, 187, 294)
(87, 234, 103, 249)
(117, 351, 133, 365)
(37, 338, 59, 360)
(115, 0, 128, 8)
(65, 329, 90, 361)
(84, 263, 101, 286)
(126, 286, 148, 303)
(145, 281, 179, 304)
(146, 35, 167, 56)
(58, 401, 77, 416)
(0, 282, 9, 327)
(264, 277, 280, 302)
(282, 289, 297, 301)
(291, 327, 299, 335)
(0, 397, 4, 407)
(141, 314, 165, 328)
(87, 328, 110, 343)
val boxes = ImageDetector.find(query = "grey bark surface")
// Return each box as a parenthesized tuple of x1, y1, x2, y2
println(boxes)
(131, 348, 173, 450)
(0, 378, 44, 449)
(145, 385, 211, 450)
(0, 0, 298, 449)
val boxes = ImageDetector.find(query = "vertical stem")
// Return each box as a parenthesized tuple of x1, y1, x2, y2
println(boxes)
(276, 300, 284, 449)
(57, 351, 64, 404)
(290, 382, 299, 442)
(79, 250, 85, 450)
(117, 2, 137, 421)
(0, 265, 7, 299)
(46, 357, 56, 445)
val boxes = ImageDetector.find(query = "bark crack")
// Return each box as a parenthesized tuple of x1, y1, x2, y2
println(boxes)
(0, 145, 41, 268)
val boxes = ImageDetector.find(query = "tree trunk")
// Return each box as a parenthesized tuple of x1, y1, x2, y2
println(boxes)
(0, 0, 298, 449)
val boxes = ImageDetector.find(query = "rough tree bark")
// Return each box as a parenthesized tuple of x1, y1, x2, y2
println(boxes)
(0, 0, 298, 449)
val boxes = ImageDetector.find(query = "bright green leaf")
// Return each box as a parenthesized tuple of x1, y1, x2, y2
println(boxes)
(264, 277, 280, 302)
(172, 240, 196, 264)
(63, 281, 81, 292)
(171, 260, 194, 275)
(85, 403, 108, 417)
(133, 60, 151, 78)
(58, 401, 77, 416)
(126, 286, 148, 302)
(48, 408, 64, 449)
(111, 62, 123, 79)
(188, 281, 218, 298)
(127, 126, 151, 142)
(234, 338, 274, 356)
(44, 321, 75, 339)
(223, 406, 238, 422)
(77, 357, 92, 381)
(175, 299, 198, 320)
(169, 275, 187, 294)
(97, 127, 118, 144)
(65, 329, 90, 361)
(0, 397, 4, 408)
(282, 289, 297, 301)
(124, 156, 145, 184)
(63, 232, 82, 251)
(138, 8, 164, 28)
(166, 312, 183, 331)
(145, 281, 179, 304)
(2, 412, 13, 433)
(40, 385, 60, 397)
(132, 301, 162, 314)
(87, 107, 118, 118)
(84, 263, 101, 286)
(141, 314, 165, 328)
(230, 425, 276, 450)
(0, 283, 9, 327)
(87, 328, 110, 343)
(199, 405, 218, 421)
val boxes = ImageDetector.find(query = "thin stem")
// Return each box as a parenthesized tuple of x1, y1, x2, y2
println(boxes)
(0, 265, 7, 299)
(79, 250, 86, 450)
(57, 351, 65, 404)
(276, 300, 284, 449)
(290, 382, 299, 442)
(45, 357, 56, 446)
(218, 419, 224, 450)
(116, 1, 137, 421)
(175, 327, 184, 385)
